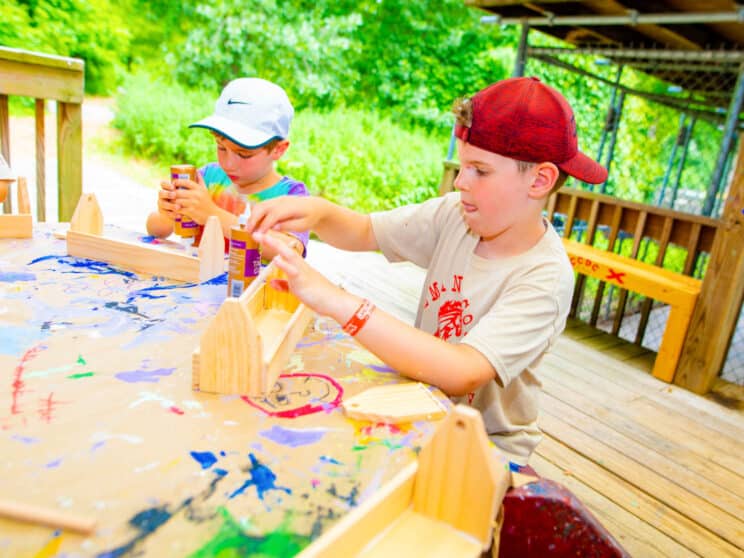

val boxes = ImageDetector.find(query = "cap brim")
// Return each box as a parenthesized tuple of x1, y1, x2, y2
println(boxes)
(558, 151, 608, 185)
(189, 115, 279, 149)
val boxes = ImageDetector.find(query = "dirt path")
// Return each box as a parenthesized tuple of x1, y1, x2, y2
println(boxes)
(7, 97, 160, 229)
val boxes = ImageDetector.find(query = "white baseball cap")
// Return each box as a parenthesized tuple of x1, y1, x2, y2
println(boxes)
(190, 78, 294, 148)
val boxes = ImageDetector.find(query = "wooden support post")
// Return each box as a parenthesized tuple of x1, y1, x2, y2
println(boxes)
(676, 138, 744, 394)
(35, 98, 46, 222)
(0, 94, 10, 214)
(57, 101, 82, 222)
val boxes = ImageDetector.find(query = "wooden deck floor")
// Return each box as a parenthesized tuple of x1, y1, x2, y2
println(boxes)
(307, 240, 744, 558)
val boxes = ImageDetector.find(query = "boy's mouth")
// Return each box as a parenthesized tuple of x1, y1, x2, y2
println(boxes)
(228, 174, 239, 181)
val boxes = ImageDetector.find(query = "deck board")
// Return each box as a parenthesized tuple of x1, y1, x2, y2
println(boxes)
(307, 240, 744, 557)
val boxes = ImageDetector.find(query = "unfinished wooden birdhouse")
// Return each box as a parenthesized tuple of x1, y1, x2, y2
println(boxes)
(65, 193, 224, 283)
(299, 404, 510, 558)
(0, 156, 32, 238)
(193, 260, 314, 396)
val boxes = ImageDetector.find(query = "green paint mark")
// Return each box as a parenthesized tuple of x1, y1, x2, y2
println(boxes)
(189, 507, 312, 558)
(68, 372, 94, 379)
(77, 355, 87, 365)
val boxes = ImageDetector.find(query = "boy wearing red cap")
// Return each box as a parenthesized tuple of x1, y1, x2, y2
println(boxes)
(250, 77, 607, 465)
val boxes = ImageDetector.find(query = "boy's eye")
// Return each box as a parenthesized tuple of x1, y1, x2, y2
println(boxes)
(237, 152, 253, 159)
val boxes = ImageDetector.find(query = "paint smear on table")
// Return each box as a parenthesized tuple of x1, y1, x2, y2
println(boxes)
(259, 426, 329, 448)
(115, 367, 176, 383)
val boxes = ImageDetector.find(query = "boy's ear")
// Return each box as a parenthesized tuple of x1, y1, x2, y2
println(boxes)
(529, 162, 559, 199)
(270, 140, 290, 160)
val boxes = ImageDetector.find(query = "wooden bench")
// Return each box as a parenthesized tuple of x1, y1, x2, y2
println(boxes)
(562, 239, 701, 383)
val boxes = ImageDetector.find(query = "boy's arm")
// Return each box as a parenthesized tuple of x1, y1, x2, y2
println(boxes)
(249, 196, 378, 252)
(259, 232, 495, 396)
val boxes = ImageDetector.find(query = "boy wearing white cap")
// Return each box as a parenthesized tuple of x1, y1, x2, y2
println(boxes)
(146, 78, 309, 256)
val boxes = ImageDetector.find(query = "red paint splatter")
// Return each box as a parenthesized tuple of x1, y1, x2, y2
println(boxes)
(11, 345, 45, 416)
(38, 393, 63, 423)
(242, 373, 343, 418)
(169, 406, 184, 415)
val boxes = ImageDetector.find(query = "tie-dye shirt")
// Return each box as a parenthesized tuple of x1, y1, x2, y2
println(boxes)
(199, 162, 310, 253)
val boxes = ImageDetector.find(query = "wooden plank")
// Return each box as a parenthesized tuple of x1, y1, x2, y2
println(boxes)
(67, 230, 203, 282)
(635, 216, 674, 345)
(534, 436, 743, 557)
(35, 99, 46, 222)
(0, 50, 84, 103)
(57, 102, 82, 222)
(0, 214, 32, 238)
(537, 412, 744, 548)
(553, 335, 744, 438)
(563, 194, 578, 238)
(682, 221, 701, 275)
(342, 383, 448, 423)
(0, 94, 10, 214)
(591, 205, 624, 326)
(676, 139, 744, 394)
(530, 453, 697, 558)
(540, 388, 744, 517)
(545, 342, 744, 476)
(16, 177, 30, 214)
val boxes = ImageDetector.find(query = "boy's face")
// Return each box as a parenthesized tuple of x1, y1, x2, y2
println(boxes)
(214, 134, 287, 188)
(454, 140, 540, 241)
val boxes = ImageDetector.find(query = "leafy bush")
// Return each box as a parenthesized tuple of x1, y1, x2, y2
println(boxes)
(112, 73, 448, 211)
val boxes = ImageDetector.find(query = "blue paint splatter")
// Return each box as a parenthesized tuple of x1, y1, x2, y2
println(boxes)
(0, 271, 36, 282)
(29, 255, 137, 279)
(213, 468, 228, 477)
(190, 451, 218, 470)
(45, 458, 63, 469)
(11, 434, 39, 444)
(115, 367, 175, 383)
(319, 455, 342, 465)
(229, 453, 291, 500)
(0, 326, 49, 355)
(259, 425, 327, 448)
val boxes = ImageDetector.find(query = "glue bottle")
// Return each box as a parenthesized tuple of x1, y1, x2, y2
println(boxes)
(171, 164, 201, 247)
(227, 205, 260, 298)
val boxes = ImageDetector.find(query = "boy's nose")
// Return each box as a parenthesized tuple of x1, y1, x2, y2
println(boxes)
(453, 170, 467, 191)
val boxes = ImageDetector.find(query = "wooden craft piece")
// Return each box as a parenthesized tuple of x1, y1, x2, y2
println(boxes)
(193, 260, 314, 396)
(69, 192, 103, 235)
(342, 382, 448, 423)
(0, 498, 96, 535)
(299, 405, 510, 558)
(64, 194, 224, 283)
(0, 173, 33, 239)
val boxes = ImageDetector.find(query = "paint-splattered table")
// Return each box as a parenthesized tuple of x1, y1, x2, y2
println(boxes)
(0, 227, 446, 557)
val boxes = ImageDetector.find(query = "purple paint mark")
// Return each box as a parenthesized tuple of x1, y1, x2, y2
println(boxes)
(366, 364, 396, 373)
(91, 440, 106, 453)
(229, 453, 291, 500)
(45, 458, 63, 469)
(115, 367, 175, 383)
(0, 271, 36, 282)
(259, 425, 327, 448)
(190, 451, 218, 470)
(11, 434, 39, 444)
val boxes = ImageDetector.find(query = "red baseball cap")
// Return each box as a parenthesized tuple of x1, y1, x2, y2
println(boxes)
(454, 77, 608, 184)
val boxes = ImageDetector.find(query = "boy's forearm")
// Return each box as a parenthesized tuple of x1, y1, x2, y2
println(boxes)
(314, 200, 377, 252)
(325, 291, 494, 396)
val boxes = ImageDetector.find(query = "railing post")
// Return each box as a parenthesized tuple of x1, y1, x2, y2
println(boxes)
(676, 136, 744, 393)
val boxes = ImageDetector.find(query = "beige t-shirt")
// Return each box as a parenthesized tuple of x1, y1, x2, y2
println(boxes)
(370, 192, 574, 464)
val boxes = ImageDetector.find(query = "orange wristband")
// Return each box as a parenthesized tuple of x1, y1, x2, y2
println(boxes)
(342, 299, 376, 336)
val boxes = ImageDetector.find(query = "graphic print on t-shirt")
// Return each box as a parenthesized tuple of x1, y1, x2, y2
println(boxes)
(423, 274, 472, 341)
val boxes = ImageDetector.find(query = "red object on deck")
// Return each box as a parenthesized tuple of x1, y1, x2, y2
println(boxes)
(499, 477, 629, 558)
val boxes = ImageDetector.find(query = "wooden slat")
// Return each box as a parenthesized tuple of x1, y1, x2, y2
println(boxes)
(563, 194, 578, 238)
(570, 198, 601, 319)
(57, 102, 82, 222)
(0, 93, 10, 214)
(591, 204, 624, 325)
(35, 99, 46, 222)
(0, 49, 84, 103)
(612, 210, 647, 335)
(635, 216, 674, 345)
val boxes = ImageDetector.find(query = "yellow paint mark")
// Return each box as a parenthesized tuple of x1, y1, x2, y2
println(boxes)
(162, 457, 182, 471)
(346, 350, 385, 367)
(34, 533, 63, 558)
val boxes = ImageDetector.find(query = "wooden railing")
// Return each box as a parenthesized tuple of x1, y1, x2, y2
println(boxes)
(439, 154, 743, 394)
(0, 46, 84, 221)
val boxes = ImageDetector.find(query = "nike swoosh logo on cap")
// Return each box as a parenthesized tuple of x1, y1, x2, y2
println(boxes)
(227, 99, 251, 105)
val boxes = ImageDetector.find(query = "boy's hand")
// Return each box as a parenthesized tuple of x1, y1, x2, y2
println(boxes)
(256, 231, 339, 315)
(172, 173, 219, 225)
(247, 196, 324, 235)
(157, 180, 179, 219)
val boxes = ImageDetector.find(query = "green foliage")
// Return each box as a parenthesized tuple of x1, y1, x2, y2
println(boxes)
(0, 0, 131, 94)
(112, 73, 446, 211)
